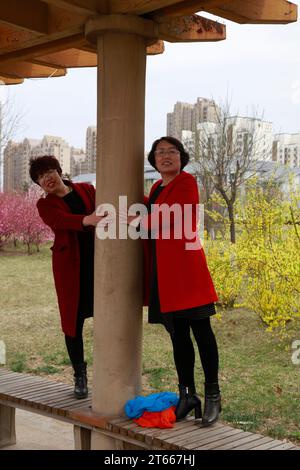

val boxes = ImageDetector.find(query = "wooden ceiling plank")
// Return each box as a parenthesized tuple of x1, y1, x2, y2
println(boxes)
(0, 0, 49, 34)
(77, 43, 97, 53)
(46, 4, 89, 34)
(211, 0, 298, 25)
(40, 0, 102, 15)
(158, 14, 225, 42)
(0, 27, 39, 52)
(109, 0, 184, 15)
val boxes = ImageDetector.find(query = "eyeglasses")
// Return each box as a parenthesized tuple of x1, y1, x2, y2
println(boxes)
(154, 149, 180, 157)
(37, 169, 57, 183)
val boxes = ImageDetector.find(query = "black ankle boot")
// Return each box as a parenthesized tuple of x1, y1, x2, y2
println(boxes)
(175, 384, 202, 421)
(73, 362, 88, 399)
(201, 382, 221, 427)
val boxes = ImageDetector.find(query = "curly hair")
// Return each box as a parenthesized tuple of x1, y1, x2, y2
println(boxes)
(29, 156, 62, 184)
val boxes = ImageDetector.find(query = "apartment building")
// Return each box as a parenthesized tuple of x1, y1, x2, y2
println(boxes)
(3, 141, 20, 192)
(167, 97, 219, 140)
(70, 147, 87, 177)
(189, 116, 274, 162)
(272, 133, 300, 168)
(3, 135, 72, 191)
(85, 126, 97, 174)
(31, 135, 72, 175)
(3, 138, 41, 191)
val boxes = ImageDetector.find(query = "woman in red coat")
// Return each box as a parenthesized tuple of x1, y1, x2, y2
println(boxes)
(29, 156, 103, 399)
(142, 137, 221, 426)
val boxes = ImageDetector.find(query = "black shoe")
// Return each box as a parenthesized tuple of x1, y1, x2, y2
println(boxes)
(201, 382, 221, 427)
(73, 362, 88, 399)
(175, 384, 202, 421)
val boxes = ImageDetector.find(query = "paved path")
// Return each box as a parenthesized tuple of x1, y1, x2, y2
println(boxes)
(2, 409, 74, 450)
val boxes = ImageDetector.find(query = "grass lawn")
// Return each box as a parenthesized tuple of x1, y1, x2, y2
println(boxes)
(0, 243, 299, 445)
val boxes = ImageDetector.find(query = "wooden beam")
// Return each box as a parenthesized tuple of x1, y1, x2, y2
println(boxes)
(0, 33, 85, 66)
(0, 4, 87, 56)
(148, 0, 226, 21)
(158, 14, 226, 43)
(109, 0, 184, 15)
(0, 76, 24, 85)
(0, 26, 39, 52)
(206, 0, 298, 24)
(32, 48, 97, 68)
(146, 40, 164, 55)
(0, 61, 66, 79)
(0, 0, 49, 34)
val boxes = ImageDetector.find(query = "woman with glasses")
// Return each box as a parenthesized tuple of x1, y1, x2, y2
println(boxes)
(141, 137, 221, 426)
(29, 156, 103, 399)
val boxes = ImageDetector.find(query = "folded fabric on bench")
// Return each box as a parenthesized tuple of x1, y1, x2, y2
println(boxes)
(125, 392, 178, 419)
(134, 406, 176, 429)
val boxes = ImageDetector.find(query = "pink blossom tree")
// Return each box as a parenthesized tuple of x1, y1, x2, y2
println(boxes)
(0, 192, 13, 249)
(16, 186, 53, 253)
(0, 187, 53, 253)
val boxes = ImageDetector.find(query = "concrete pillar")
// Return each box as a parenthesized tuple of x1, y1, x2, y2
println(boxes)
(85, 16, 157, 449)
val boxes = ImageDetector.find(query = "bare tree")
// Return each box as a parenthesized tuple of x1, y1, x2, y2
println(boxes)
(0, 86, 24, 191)
(189, 99, 274, 243)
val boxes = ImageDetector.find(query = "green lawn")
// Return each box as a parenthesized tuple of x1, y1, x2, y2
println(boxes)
(0, 243, 299, 444)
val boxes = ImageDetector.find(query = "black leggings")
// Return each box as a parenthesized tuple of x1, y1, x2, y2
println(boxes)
(170, 317, 219, 387)
(64, 315, 85, 366)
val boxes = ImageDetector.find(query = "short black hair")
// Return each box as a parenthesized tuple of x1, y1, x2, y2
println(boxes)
(148, 136, 189, 171)
(29, 156, 62, 184)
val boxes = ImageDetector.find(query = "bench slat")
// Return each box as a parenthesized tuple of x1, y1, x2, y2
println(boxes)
(1, 368, 299, 451)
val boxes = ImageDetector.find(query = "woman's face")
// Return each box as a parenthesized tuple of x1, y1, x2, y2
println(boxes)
(37, 169, 64, 194)
(154, 140, 181, 177)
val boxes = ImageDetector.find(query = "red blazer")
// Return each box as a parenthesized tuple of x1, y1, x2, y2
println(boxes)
(142, 171, 218, 313)
(37, 182, 95, 337)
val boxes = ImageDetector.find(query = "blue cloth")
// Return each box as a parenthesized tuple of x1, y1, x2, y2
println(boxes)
(125, 392, 179, 419)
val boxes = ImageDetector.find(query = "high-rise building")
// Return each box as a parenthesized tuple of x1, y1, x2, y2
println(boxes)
(31, 135, 72, 176)
(167, 98, 219, 140)
(3, 141, 20, 192)
(272, 133, 300, 168)
(71, 147, 88, 177)
(3, 135, 72, 191)
(85, 126, 97, 173)
(3, 138, 41, 191)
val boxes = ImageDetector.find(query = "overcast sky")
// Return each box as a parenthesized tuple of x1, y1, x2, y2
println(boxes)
(3, 10, 300, 153)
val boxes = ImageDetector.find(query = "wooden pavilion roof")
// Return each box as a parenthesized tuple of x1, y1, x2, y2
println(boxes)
(0, 0, 297, 85)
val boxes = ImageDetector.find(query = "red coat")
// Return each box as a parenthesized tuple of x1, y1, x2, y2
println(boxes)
(37, 182, 95, 337)
(142, 171, 218, 312)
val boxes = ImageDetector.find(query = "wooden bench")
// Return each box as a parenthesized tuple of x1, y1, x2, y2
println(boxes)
(1, 368, 299, 450)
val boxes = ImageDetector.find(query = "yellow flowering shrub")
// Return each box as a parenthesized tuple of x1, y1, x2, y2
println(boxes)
(204, 237, 244, 309)
(204, 177, 300, 331)
(236, 178, 300, 330)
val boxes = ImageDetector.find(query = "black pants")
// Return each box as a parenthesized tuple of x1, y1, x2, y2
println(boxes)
(169, 317, 219, 388)
(64, 315, 85, 367)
